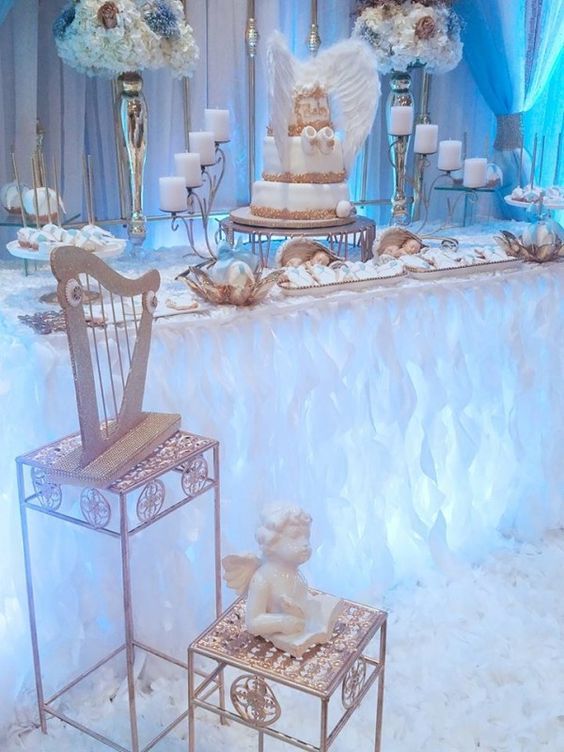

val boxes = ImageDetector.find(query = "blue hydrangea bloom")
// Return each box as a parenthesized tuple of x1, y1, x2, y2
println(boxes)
(53, 4, 76, 40)
(144, 1, 180, 39)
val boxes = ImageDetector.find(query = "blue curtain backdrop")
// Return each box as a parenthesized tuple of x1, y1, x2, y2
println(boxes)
(459, 0, 564, 208)
(0, 0, 14, 25)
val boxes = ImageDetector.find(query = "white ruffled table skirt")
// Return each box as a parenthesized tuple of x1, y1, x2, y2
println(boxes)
(0, 226, 563, 733)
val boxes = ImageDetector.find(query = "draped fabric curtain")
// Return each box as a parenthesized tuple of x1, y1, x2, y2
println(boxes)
(0, 0, 15, 25)
(459, 0, 564, 204)
(1, 0, 501, 255)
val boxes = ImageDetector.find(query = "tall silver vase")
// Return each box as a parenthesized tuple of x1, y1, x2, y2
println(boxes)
(118, 72, 147, 244)
(387, 70, 413, 226)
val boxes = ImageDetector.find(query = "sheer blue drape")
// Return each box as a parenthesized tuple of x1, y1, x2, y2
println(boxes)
(459, 0, 564, 204)
(0, 0, 15, 25)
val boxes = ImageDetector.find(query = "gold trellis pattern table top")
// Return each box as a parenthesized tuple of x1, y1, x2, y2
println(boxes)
(19, 429, 216, 494)
(192, 594, 386, 698)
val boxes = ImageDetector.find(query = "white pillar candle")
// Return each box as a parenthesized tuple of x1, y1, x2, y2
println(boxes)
(159, 177, 187, 212)
(389, 105, 414, 136)
(204, 108, 231, 142)
(437, 139, 463, 171)
(463, 157, 488, 188)
(414, 124, 439, 154)
(174, 152, 203, 188)
(188, 131, 216, 166)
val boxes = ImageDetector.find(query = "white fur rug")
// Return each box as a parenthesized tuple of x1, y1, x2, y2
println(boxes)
(5, 531, 564, 751)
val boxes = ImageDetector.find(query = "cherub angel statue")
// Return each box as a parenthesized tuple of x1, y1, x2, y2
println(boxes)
(223, 504, 343, 657)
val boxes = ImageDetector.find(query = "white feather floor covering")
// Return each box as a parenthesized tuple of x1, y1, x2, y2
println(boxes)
(5, 531, 564, 751)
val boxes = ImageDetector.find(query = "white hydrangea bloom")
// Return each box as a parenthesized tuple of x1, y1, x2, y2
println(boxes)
(353, 1, 462, 75)
(55, 0, 199, 78)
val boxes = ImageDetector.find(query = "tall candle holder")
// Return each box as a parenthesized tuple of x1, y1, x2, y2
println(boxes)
(163, 142, 228, 259)
(412, 71, 432, 222)
(387, 71, 414, 226)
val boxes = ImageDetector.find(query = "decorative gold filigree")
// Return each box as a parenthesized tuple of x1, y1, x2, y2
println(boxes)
(31, 467, 62, 510)
(230, 674, 282, 727)
(262, 170, 346, 184)
(293, 85, 331, 132)
(80, 488, 111, 528)
(181, 456, 209, 497)
(111, 432, 213, 492)
(341, 657, 367, 709)
(195, 597, 382, 694)
(136, 479, 165, 522)
(250, 205, 337, 221)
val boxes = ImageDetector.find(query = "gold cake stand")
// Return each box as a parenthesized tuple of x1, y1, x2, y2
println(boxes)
(220, 211, 376, 267)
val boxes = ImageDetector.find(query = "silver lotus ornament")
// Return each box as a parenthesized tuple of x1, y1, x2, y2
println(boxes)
(495, 221, 563, 263)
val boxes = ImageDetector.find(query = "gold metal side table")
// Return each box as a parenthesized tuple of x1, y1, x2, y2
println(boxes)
(188, 595, 387, 752)
(17, 429, 223, 752)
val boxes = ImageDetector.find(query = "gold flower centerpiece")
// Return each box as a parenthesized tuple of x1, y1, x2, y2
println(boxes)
(177, 240, 283, 306)
(53, 0, 199, 243)
(495, 221, 564, 263)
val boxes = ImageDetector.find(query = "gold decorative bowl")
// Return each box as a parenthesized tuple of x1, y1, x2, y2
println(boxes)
(177, 265, 284, 306)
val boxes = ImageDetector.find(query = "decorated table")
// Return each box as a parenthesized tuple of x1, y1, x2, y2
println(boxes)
(2, 222, 564, 712)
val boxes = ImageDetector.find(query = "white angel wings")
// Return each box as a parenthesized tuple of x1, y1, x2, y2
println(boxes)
(222, 553, 261, 595)
(267, 31, 381, 173)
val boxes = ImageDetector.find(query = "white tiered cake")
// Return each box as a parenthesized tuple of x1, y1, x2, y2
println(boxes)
(251, 85, 351, 221)
(247, 32, 380, 225)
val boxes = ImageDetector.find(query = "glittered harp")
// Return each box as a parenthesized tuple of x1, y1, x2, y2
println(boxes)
(48, 246, 180, 487)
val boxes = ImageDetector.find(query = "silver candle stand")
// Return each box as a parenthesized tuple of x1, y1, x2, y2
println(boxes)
(162, 142, 228, 259)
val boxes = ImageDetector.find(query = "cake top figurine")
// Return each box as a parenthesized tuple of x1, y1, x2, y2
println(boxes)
(223, 504, 343, 657)
(267, 31, 380, 174)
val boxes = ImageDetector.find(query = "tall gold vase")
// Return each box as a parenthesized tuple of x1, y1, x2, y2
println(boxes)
(118, 71, 147, 244)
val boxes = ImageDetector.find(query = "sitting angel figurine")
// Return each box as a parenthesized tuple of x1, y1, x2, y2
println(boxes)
(223, 504, 343, 657)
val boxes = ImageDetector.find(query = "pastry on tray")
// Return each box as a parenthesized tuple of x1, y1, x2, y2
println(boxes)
(15, 222, 118, 252)
(280, 257, 403, 288)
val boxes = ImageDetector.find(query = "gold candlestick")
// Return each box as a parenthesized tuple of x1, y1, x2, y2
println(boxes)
(307, 0, 321, 56)
(246, 0, 259, 199)
(412, 70, 432, 222)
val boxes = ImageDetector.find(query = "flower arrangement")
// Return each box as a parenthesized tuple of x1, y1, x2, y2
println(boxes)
(353, 0, 462, 74)
(53, 0, 199, 78)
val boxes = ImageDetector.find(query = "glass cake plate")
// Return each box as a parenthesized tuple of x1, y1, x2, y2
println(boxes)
(6, 239, 126, 262)
(504, 196, 564, 210)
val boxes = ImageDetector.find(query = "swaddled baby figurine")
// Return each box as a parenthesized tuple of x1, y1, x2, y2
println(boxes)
(223, 504, 343, 657)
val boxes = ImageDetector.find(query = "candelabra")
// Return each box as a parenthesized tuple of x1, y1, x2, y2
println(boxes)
(163, 142, 227, 259)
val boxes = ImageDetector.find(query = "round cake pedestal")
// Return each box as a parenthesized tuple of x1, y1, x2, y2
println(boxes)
(219, 214, 376, 267)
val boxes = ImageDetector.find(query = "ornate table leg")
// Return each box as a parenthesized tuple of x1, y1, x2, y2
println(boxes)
(374, 620, 387, 752)
(188, 648, 196, 752)
(17, 461, 48, 734)
(320, 698, 329, 752)
(213, 445, 226, 721)
(120, 492, 140, 752)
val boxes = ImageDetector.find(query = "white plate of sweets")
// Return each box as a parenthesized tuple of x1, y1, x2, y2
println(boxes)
(504, 185, 564, 210)
(400, 246, 521, 280)
(278, 258, 406, 296)
(7, 223, 126, 262)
